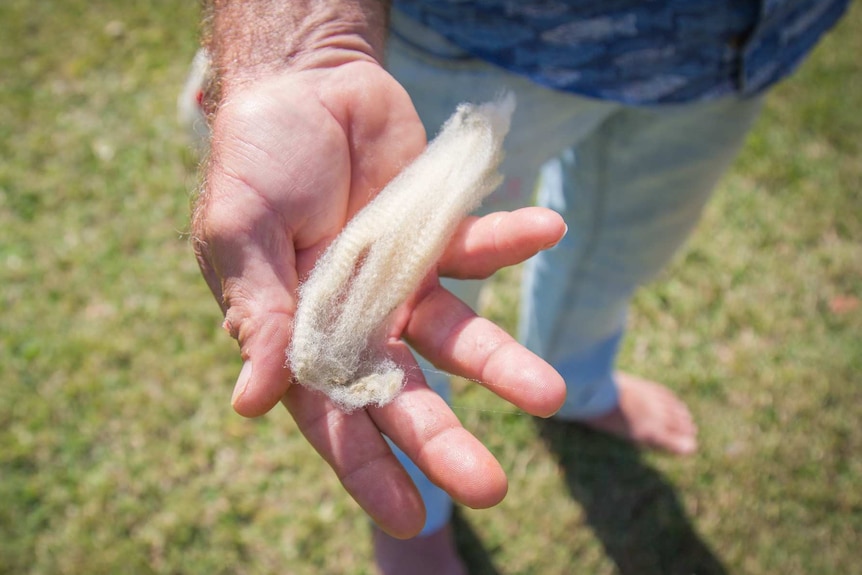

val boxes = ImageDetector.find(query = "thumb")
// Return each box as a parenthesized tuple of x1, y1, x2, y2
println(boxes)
(194, 176, 300, 417)
(224, 300, 295, 417)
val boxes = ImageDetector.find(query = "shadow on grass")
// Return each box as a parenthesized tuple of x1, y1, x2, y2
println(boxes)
(452, 506, 503, 575)
(535, 418, 728, 575)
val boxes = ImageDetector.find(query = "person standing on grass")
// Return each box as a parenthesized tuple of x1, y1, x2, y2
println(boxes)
(188, 1, 849, 573)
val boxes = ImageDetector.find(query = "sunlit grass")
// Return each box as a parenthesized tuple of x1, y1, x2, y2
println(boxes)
(1, 1, 859, 574)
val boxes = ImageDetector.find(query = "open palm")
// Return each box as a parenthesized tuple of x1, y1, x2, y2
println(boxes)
(193, 62, 567, 538)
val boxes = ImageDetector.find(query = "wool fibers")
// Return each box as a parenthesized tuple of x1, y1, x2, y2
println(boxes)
(288, 94, 515, 411)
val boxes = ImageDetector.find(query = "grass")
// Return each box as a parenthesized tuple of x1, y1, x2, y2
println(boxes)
(1, 1, 859, 574)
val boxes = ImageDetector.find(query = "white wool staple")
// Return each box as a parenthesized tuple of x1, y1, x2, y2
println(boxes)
(288, 94, 516, 411)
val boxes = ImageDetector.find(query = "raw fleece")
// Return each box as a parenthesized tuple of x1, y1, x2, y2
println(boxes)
(288, 94, 515, 411)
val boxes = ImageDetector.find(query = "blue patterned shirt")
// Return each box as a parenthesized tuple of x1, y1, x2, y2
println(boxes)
(392, 0, 849, 105)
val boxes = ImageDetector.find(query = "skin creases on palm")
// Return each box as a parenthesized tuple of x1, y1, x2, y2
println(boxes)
(288, 94, 516, 411)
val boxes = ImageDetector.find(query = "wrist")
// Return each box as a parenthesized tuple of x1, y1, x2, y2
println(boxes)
(204, 0, 390, 111)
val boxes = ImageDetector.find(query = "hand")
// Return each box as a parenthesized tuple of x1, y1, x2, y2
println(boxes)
(193, 62, 567, 538)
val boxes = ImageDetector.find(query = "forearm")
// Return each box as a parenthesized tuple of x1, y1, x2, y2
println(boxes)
(203, 0, 391, 108)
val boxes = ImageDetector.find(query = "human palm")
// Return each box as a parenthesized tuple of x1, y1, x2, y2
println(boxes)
(193, 62, 567, 537)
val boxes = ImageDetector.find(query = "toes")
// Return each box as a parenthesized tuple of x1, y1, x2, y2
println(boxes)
(661, 421, 698, 455)
(616, 373, 699, 455)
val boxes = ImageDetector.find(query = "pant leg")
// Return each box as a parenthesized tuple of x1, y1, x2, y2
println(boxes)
(385, 9, 617, 214)
(520, 96, 764, 419)
(384, 9, 617, 535)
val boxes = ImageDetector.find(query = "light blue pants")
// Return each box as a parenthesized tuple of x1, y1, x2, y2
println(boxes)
(385, 11, 763, 535)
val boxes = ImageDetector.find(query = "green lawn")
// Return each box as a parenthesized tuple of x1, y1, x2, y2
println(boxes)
(1, 2, 859, 574)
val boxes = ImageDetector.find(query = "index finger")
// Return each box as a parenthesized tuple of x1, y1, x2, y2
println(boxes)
(437, 207, 566, 279)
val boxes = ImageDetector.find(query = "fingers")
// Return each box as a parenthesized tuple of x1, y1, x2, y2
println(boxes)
(282, 342, 510, 538)
(409, 207, 568, 415)
(405, 286, 567, 418)
(225, 308, 295, 417)
(281, 384, 427, 539)
(369, 344, 509, 510)
(438, 207, 566, 279)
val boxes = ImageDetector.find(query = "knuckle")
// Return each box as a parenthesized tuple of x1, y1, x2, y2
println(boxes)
(197, 193, 251, 243)
(221, 281, 255, 330)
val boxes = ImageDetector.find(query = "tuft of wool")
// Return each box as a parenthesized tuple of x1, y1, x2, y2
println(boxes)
(288, 94, 515, 411)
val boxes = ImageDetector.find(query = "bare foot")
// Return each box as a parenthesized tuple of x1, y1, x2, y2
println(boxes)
(373, 523, 467, 575)
(579, 372, 698, 456)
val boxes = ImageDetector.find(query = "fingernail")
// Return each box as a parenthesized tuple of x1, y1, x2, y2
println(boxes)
(232, 360, 252, 406)
(543, 224, 568, 249)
